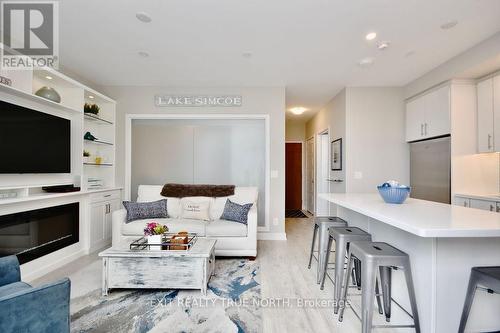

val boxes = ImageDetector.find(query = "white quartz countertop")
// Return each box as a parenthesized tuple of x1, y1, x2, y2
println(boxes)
(319, 193, 500, 238)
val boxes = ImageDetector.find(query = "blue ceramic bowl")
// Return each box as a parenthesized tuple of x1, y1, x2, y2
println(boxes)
(377, 185, 411, 204)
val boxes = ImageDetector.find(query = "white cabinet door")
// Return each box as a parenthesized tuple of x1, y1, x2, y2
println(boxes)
(494, 75, 500, 150)
(104, 199, 121, 240)
(470, 198, 496, 212)
(406, 98, 425, 142)
(90, 202, 106, 249)
(425, 86, 450, 138)
(477, 78, 494, 153)
(455, 197, 470, 208)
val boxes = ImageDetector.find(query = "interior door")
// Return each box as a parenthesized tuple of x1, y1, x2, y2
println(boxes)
(285, 143, 302, 210)
(306, 137, 315, 214)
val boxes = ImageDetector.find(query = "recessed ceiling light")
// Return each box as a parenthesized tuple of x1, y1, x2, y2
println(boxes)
(358, 57, 375, 66)
(289, 107, 308, 115)
(136, 12, 152, 23)
(365, 32, 377, 41)
(45, 75, 52, 80)
(377, 41, 390, 50)
(242, 52, 253, 58)
(440, 20, 458, 30)
(88, 95, 94, 99)
(138, 51, 149, 57)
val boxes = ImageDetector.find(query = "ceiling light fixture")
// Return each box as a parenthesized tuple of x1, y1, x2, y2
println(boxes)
(365, 32, 377, 41)
(377, 41, 390, 50)
(88, 95, 94, 99)
(45, 75, 53, 80)
(138, 51, 149, 57)
(358, 57, 375, 66)
(289, 107, 308, 115)
(440, 20, 458, 30)
(136, 12, 152, 23)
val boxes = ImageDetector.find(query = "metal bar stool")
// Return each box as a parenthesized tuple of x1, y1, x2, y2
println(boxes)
(319, 226, 375, 314)
(339, 241, 420, 333)
(307, 216, 347, 284)
(458, 266, 500, 333)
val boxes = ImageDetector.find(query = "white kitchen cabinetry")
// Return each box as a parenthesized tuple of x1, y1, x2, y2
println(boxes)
(89, 190, 121, 252)
(469, 198, 497, 212)
(477, 78, 494, 152)
(455, 196, 470, 208)
(477, 75, 500, 153)
(406, 85, 450, 142)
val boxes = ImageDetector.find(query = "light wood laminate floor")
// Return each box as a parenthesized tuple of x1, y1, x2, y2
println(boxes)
(34, 217, 413, 332)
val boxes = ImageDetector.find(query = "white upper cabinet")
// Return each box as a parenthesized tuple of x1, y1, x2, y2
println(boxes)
(494, 75, 500, 150)
(406, 97, 425, 142)
(406, 85, 450, 142)
(477, 78, 494, 153)
(476, 75, 500, 153)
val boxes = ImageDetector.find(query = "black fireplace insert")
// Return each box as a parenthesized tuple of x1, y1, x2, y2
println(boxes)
(0, 203, 79, 264)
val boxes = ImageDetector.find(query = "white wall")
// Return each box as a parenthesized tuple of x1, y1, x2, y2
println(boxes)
(285, 118, 306, 141)
(131, 119, 266, 225)
(306, 89, 347, 193)
(306, 87, 408, 194)
(405, 32, 500, 99)
(100, 86, 286, 235)
(346, 87, 409, 192)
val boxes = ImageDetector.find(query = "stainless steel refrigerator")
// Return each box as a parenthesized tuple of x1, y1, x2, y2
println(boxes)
(410, 136, 451, 204)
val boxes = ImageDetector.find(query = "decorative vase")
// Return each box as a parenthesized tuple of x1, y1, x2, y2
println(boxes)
(35, 86, 61, 103)
(147, 234, 162, 246)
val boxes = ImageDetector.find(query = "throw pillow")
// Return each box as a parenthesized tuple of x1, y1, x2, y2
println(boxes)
(181, 200, 211, 221)
(220, 199, 253, 224)
(122, 199, 168, 223)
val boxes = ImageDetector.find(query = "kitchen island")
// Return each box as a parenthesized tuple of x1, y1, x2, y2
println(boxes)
(319, 193, 500, 333)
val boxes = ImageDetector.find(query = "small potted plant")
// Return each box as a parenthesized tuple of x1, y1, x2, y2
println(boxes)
(83, 150, 90, 163)
(84, 102, 100, 115)
(144, 222, 168, 245)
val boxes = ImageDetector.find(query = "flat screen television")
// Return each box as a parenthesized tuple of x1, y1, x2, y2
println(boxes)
(0, 100, 71, 173)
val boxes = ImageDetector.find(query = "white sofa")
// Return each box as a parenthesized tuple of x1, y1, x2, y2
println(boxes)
(112, 185, 258, 257)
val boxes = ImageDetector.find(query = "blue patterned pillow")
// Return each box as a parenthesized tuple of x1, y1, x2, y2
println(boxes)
(122, 199, 168, 223)
(220, 199, 253, 224)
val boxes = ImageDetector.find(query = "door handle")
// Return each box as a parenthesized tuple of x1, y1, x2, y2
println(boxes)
(420, 124, 424, 136)
(327, 179, 344, 183)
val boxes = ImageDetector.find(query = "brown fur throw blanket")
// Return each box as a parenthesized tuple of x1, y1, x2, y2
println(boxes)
(160, 183, 235, 198)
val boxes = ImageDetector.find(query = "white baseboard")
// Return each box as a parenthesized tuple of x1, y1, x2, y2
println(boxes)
(257, 232, 287, 240)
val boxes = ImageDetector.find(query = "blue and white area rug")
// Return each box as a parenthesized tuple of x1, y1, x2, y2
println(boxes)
(71, 259, 261, 333)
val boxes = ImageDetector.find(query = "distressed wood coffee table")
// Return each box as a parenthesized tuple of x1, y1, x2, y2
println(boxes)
(99, 238, 216, 296)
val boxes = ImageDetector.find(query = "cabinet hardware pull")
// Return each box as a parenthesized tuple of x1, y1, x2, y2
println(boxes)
(104, 194, 111, 197)
(424, 123, 428, 136)
(496, 206, 500, 213)
(420, 124, 424, 136)
(463, 202, 467, 207)
(490, 205, 494, 211)
(488, 134, 493, 150)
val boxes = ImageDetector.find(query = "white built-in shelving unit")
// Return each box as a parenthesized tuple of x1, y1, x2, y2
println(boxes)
(0, 65, 117, 198)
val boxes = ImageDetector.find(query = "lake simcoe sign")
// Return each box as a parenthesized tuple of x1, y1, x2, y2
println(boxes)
(155, 95, 242, 107)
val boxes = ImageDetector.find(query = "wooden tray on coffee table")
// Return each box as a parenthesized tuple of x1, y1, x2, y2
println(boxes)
(129, 233, 197, 251)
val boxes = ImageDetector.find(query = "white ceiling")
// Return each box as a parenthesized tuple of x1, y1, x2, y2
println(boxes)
(59, 0, 500, 121)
